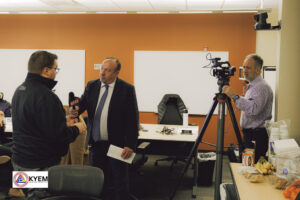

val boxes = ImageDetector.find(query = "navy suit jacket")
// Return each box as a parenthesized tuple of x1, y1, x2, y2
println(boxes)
(78, 78, 139, 150)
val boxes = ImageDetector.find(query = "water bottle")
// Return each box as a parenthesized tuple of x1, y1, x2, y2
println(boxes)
(268, 127, 280, 165)
(183, 109, 189, 127)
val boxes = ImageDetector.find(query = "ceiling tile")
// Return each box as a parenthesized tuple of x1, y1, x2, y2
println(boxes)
(148, 0, 186, 10)
(222, 0, 260, 9)
(112, 0, 152, 10)
(41, 0, 87, 11)
(187, 0, 224, 10)
(0, 0, 53, 11)
(76, 0, 119, 10)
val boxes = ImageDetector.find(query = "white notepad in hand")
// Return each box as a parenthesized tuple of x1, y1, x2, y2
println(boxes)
(107, 144, 136, 164)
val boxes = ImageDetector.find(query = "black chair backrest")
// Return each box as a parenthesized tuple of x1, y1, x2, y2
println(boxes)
(160, 97, 182, 125)
(48, 165, 104, 198)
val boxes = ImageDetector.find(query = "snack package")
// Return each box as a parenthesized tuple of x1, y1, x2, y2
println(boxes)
(242, 148, 255, 167)
(274, 175, 288, 189)
(269, 173, 299, 190)
(283, 179, 300, 200)
(249, 174, 264, 183)
(238, 166, 263, 182)
(238, 166, 257, 177)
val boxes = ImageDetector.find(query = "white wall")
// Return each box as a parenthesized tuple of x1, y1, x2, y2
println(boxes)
(276, 0, 300, 143)
(256, 9, 279, 66)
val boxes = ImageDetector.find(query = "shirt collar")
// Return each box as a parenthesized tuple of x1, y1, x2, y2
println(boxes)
(101, 79, 116, 89)
(248, 75, 263, 88)
(26, 72, 57, 90)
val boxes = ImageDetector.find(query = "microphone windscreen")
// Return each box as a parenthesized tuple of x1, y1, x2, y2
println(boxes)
(69, 92, 80, 108)
(69, 92, 75, 107)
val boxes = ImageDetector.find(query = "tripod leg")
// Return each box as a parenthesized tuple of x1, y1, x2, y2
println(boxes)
(169, 98, 219, 200)
(226, 99, 245, 159)
(214, 101, 226, 200)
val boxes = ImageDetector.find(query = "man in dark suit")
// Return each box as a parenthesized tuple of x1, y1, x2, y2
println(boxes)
(75, 57, 139, 200)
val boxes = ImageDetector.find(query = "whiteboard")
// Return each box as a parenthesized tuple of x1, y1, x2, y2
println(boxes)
(263, 66, 276, 121)
(0, 49, 85, 105)
(134, 51, 229, 115)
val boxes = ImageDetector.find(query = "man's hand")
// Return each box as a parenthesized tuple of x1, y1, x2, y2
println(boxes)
(222, 85, 236, 99)
(0, 111, 4, 127)
(74, 122, 86, 134)
(66, 115, 78, 126)
(121, 147, 134, 159)
(69, 106, 79, 119)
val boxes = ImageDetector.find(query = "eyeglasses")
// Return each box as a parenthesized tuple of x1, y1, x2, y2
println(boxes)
(53, 67, 60, 73)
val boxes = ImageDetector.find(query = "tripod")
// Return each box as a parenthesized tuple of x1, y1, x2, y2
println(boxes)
(170, 84, 244, 200)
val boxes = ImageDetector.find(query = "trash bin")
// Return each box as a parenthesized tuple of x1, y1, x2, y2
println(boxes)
(197, 152, 216, 186)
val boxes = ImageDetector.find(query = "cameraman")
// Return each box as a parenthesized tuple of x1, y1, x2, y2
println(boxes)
(222, 54, 273, 163)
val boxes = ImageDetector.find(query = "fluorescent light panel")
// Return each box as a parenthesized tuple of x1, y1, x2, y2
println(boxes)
(136, 11, 169, 14)
(0, 12, 10, 14)
(179, 11, 213, 14)
(223, 10, 258, 13)
(96, 11, 127, 14)
(56, 11, 87, 14)
(18, 11, 48, 14)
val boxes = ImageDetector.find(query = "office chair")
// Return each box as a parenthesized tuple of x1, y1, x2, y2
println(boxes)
(131, 142, 150, 174)
(41, 165, 104, 200)
(155, 94, 187, 169)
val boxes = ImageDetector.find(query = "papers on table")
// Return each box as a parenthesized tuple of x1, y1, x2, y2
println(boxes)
(107, 144, 136, 164)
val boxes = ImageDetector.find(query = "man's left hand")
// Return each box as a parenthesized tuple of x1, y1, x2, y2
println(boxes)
(121, 147, 134, 159)
(222, 85, 236, 99)
(66, 115, 78, 126)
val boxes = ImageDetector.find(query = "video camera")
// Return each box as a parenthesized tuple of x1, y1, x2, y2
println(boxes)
(204, 55, 236, 92)
(209, 57, 236, 80)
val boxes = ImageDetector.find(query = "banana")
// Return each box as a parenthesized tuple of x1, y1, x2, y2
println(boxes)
(255, 158, 276, 175)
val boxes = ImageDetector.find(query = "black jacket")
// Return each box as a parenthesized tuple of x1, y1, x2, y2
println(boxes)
(78, 78, 139, 150)
(11, 73, 79, 168)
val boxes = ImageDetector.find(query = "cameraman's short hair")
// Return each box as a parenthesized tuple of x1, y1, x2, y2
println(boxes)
(28, 51, 58, 74)
(246, 54, 263, 70)
(105, 56, 121, 71)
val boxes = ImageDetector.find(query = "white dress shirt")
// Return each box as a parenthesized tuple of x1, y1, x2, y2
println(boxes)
(95, 79, 116, 141)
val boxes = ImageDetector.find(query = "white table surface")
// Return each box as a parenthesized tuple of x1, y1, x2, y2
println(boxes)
(230, 163, 287, 200)
(139, 123, 198, 142)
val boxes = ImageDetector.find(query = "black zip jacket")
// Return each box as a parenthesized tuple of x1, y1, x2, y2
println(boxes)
(11, 73, 79, 168)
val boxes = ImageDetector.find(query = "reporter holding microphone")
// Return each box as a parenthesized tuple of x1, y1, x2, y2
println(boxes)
(11, 51, 86, 199)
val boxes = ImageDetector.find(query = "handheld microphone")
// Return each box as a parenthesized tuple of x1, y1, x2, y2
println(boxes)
(69, 92, 80, 120)
(69, 92, 80, 109)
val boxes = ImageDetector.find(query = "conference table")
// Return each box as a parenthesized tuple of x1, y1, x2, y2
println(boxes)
(229, 163, 286, 200)
(138, 123, 199, 198)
